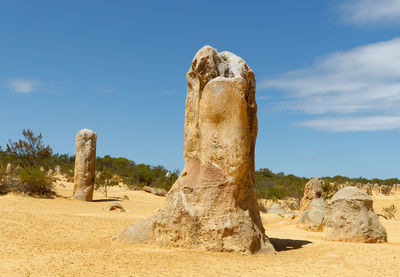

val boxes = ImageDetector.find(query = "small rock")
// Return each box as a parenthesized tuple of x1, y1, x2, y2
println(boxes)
(143, 186, 167, 196)
(297, 198, 326, 232)
(267, 204, 286, 215)
(284, 213, 296, 220)
(105, 203, 126, 212)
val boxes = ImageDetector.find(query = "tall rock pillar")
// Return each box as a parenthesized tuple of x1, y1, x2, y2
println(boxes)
(73, 128, 97, 201)
(118, 46, 274, 254)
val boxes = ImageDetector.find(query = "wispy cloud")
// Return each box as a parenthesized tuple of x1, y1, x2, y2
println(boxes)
(6, 78, 44, 94)
(339, 0, 400, 26)
(295, 116, 400, 132)
(260, 38, 400, 131)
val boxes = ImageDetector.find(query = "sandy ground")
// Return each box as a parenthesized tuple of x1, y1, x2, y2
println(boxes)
(1, 182, 400, 277)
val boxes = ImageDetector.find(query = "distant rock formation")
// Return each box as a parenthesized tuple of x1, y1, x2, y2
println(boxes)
(372, 184, 380, 196)
(117, 46, 275, 254)
(300, 177, 322, 212)
(73, 129, 97, 201)
(54, 165, 62, 176)
(267, 204, 286, 215)
(298, 177, 326, 231)
(325, 187, 387, 243)
(6, 163, 13, 175)
(297, 198, 326, 232)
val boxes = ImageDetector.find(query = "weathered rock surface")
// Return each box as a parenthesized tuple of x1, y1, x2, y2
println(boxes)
(118, 46, 274, 254)
(143, 186, 167, 196)
(106, 203, 126, 212)
(267, 204, 286, 215)
(325, 187, 387, 243)
(297, 198, 326, 232)
(73, 129, 97, 201)
(300, 177, 322, 212)
(6, 163, 12, 175)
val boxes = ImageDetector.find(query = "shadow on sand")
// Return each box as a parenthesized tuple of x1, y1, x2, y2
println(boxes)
(92, 198, 120, 202)
(269, 238, 312, 252)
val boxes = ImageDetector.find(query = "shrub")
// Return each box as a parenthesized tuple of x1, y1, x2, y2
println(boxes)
(381, 185, 392, 196)
(321, 182, 339, 200)
(382, 204, 397, 220)
(6, 129, 52, 168)
(95, 168, 119, 197)
(17, 166, 54, 195)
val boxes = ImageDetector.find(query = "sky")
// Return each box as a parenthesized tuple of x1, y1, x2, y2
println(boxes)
(1, 0, 400, 179)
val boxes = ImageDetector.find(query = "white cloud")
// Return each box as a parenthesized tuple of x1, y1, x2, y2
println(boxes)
(6, 78, 43, 94)
(295, 116, 400, 132)
(339, 0, 400, 25)
(260, 38, 400, 131)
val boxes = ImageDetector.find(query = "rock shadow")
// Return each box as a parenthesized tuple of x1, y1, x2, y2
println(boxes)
(269, 238, 312, 252)
(92, 198, 120, 202)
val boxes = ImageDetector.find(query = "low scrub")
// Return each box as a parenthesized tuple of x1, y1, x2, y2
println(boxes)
(1, 166, 54, 195)
(382, 204, 397, 220)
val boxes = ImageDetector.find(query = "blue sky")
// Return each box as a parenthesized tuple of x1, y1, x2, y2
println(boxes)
(1, 0, 400, 179)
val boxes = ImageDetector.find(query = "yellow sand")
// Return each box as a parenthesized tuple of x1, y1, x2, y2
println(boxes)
(1, 182, 400, 277)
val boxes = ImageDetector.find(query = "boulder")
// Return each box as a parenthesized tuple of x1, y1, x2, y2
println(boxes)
(143, 186, 167, 196)
(106, 203, 126, 212)
(300, 177, 322, 212)
(267, 204, 286, 215)
(73, 129, 97, 201)
(117, 46, 274, 254)
(297, 198, 326, 232)
(325, 187, 387, 243)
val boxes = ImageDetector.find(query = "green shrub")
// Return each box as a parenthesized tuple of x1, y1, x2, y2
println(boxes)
(321, 181, 339, 200)
(95, 168, 119, 197)
(17, 166, 53, 195)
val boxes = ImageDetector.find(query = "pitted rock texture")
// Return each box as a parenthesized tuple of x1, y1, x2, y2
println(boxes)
(118, 46, 274, 254)
(297, 198, 326, 232)
(325, 187, 387, 243)
(73, 129, 97, 201)
(300, 177, 322, 212)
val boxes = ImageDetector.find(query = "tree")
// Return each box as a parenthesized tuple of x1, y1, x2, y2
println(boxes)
(95, 168, 119, 197)
(5, 129, 54, 195)
(6, 129, 52, 168)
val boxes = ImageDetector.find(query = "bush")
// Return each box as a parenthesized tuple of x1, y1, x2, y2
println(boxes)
(382, 204, 397, 220)
(17, 166, 54, 195)
(381, 185, 392, 196)
(321, 181, 339, 200)
(6, 129, 52, 168)
(95, 168, 119, 197)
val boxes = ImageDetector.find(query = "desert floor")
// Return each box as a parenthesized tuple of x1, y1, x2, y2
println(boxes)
(1, 182, 400, 277)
